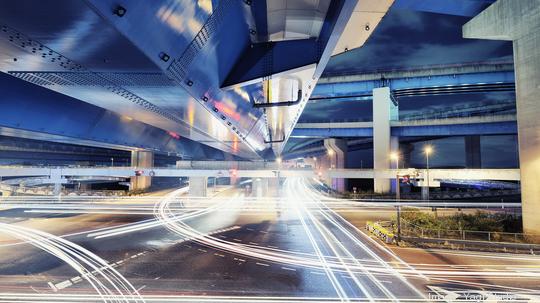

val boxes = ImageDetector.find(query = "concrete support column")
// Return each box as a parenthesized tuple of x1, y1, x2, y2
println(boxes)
(189, 176, 208, 197)
(251, 178, 269, 197)
(465, 136, 482, 168)
(464, 0, 540, 234)
(401, 143, 415, 169)
(373, 87, 399, 193)
(324, 138, 347, 192)
(53, 183, 62, 195)
(390, 136, 399, 193)
(130, 151, 154, 191)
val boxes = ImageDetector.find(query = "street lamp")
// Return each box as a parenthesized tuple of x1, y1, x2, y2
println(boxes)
(276, 157, 282, 164)
(110, 157, 114, 167)
(424, 145, 433, 201)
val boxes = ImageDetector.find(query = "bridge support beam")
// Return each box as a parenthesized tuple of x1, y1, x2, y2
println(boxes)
(464, 0, 540, 234)
(465, 136, 482, 168)
(324, 138, 347, 192)
(130, 151, 153, 191)
(189, 177, 208, 197)
(373, 87, 399, 193)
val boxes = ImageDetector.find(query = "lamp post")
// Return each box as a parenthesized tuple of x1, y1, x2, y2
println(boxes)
(390, 151, 401, 242)
(110, 157, 114, 167)
(424, 145, 433, 201)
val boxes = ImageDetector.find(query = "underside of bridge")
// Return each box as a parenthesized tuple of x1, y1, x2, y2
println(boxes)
(4, 1, 540, 301)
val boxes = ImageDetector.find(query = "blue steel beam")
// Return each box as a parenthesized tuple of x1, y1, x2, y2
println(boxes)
(0, 73, 225, 159)
(392, 0, 496, 17)
(291, 121, 517, 138)
(312, 71, 515, 99)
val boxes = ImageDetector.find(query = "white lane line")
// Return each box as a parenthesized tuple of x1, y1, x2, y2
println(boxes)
(259, 231, 268, 234)
(310, 271, 326, 275)
(233, 257, 246, 262)
(53, 280, 72, 290)
(214, 253, 225, 257)
(267, 245, 278, 249)
(256, 262, 270, 267)
(247, 228, 255, 231)
(154, 276, 161, 280)
(281, 267, 297, 271)
(233, 238, 242, 242)
(249, 242, 259, 245)
(197, 248, 207, 253)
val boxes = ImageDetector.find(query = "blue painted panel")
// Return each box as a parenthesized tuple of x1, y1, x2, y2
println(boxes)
(391, 122, 517, 137)
(291, 121, 517, 138)
(291, 128, 373, 138)
(393, 0, 495, 17)
(313, 71, 515, 98)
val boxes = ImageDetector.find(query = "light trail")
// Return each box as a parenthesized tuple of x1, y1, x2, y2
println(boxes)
(0, 223, 144, 303)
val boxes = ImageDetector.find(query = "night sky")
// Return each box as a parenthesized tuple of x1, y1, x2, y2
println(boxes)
(293, 7, 517, 169)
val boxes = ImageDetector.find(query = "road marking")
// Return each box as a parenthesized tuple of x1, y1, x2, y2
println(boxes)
(136, 285, 146, 292)
(47, 282, 57, 292)
(233, 257, 246, 262)
(154, 276, 161, 280)
(214, 253, 225, 257)
(281, 267, 296, 271)
(218, 235, 227, 239)
(256, 262, 270, 267)
(233, 238, 242, 242)
(259, 231, 268, 234)
(267, 245, 278, 249)
(197, 248, 207, 253)
(310, 271, 325, 275)
(248, 242, 258, 245)
(54, 280, 73, 290)
(183, 244, 192, 248)
(247, 228, 255, 231)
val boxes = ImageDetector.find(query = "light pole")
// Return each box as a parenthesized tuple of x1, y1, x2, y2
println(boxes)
(390, 151, 401, 242)
(110, 157, 114, 167)
(424, 145, 433, 201)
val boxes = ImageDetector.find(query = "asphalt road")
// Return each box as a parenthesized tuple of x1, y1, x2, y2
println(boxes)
(0, 181, 539, 302)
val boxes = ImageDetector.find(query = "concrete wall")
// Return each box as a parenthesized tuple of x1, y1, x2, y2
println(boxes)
(464, 0, 540, 233)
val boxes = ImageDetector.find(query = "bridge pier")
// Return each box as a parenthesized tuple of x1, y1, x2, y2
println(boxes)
(130, 151, 153, 191)
(464, 0, 540, 234)
(373, 87, 399, 193)
(324, 138, 347, 192)
(189, 177, 208, 197)
(465, 135, 482, 168)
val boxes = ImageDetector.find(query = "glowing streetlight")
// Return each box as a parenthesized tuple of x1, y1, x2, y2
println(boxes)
(276, 157, 282, 164)
(327, 149, 334, 156)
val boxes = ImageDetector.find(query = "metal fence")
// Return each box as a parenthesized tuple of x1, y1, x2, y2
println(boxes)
(400, 219, 539, 244)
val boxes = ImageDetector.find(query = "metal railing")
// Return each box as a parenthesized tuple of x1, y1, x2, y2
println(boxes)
(399, 219, 539, 244)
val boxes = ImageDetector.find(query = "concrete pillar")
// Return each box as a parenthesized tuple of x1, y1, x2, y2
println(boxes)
(53, 183, 62, 195)
(464, 0, 540, 234)
(268, 177, 280, 197)
(373, 87, 399, 193)
(251, 178, 268, 197)
(465, 136, 482, 168)
(401, 143, 415, 169)
(390, 136, 399, 193)
(130, 151, 154, 191)
(189, 176, 208, 197)
(324, 138, 347, 192)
